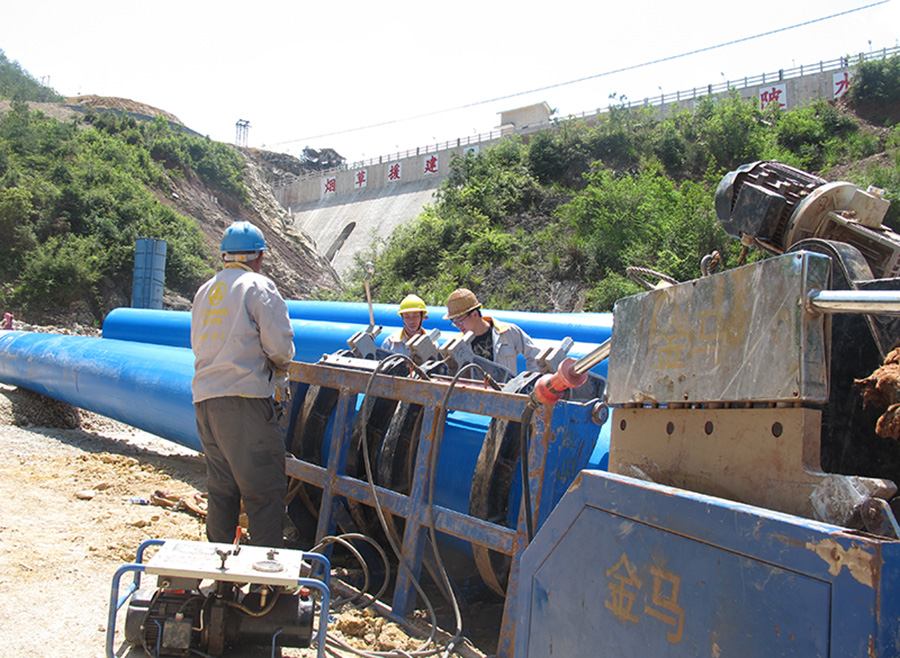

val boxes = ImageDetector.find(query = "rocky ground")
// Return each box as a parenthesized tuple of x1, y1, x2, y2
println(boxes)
(0, 381, 491, 658)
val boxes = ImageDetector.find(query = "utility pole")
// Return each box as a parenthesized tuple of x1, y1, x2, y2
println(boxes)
(235, 119, 250, 147)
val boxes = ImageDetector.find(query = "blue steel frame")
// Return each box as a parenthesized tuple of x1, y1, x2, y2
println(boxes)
(284, 360, 601, 656)
(514, 470, 900, 658)
(106, 539, 332, 658)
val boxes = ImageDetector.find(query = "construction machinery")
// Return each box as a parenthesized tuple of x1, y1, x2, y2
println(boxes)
(107, 539, 330, 657)
(3, 160, 900, 657)
(514, 161, 900, 657)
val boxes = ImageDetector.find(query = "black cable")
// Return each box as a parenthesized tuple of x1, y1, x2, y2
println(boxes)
(358, 353, 441, 650)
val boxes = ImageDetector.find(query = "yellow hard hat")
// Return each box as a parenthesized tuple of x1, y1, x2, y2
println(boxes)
(398, 294, 428, 317)
(443, 288, 482, 320)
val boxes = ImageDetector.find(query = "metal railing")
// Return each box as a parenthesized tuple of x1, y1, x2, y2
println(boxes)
(274, 45, 900, 189)
(273, 129, 506, 187)
(567, 45, 900, 118)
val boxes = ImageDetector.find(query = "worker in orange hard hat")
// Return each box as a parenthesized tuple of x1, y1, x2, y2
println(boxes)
(381, 294, 429, 355)
(443, 288, 539, 373)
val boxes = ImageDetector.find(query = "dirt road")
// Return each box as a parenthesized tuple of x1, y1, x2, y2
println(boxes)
(0, 384, 487, 658)
(0, 385, 208, 657)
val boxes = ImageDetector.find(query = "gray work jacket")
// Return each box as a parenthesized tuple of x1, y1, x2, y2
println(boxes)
(190, 263, 295, 403)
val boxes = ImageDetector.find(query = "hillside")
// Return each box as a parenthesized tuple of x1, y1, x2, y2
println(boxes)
(3, 51, 900, 324)
(0, 95, 341, 326)
(153, 139, 342, 307)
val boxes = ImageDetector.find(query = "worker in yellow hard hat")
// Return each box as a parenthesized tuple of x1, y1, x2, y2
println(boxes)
(381, 294, 429, 355)
(443, 288, 540, 373)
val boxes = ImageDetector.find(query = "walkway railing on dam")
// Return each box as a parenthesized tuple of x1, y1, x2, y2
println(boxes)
(273, 45, 899, 191)
(569, 45, 900, 118)
(273, 129, 505, 188)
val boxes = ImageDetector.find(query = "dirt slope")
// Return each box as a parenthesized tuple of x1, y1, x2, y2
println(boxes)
(0, 96, 342, 316)
(158, 154, 342, 308)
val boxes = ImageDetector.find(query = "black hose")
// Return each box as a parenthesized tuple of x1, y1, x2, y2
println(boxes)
(519, 404, 535, 543)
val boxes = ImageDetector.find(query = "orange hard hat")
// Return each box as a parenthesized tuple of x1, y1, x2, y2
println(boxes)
(444, 288, 482, 320)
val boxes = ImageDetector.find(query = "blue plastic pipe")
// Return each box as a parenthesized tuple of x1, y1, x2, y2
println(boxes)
(103, 302, 614, 347)
(0, 331, 512, 484)
(0, 331, 203, 451)
(0, 330, 609, 520)
(102, 307, 405, 352)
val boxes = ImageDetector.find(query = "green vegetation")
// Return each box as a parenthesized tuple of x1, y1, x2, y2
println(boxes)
(0, 52, 252, 319)
(0, 101, 213, 316)
(342, 55, 900, 312)
(849, 54, 900, 106)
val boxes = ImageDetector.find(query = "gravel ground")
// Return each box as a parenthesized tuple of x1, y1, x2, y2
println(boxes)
(0, 382, 489, 658)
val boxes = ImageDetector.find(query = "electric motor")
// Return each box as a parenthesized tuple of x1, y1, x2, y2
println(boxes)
(125, 585, 314, 657)
(716, 160, 899, 278)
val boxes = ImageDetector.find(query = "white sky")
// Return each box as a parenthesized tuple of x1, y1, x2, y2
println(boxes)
(0, 0, 897, 163)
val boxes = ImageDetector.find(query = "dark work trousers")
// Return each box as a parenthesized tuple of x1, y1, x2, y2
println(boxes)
(194, 396, 287, 547)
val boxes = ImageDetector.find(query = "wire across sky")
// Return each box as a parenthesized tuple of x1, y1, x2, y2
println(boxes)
(272, 0, 891, 148)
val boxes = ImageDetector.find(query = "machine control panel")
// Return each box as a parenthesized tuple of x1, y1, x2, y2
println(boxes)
(145, 539, 314, 587)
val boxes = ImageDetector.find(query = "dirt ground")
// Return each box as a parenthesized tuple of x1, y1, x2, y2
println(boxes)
(0, 382, 489, 658)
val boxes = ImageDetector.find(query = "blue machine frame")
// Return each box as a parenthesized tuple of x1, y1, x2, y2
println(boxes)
(514, 470, 900, 658)
(284, 359, 605, 655)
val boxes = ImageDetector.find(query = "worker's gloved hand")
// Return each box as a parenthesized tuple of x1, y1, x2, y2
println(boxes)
(273, 369, 291, 404)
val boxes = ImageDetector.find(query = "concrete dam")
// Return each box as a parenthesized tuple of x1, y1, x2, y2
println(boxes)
(274, 135, 502, 277)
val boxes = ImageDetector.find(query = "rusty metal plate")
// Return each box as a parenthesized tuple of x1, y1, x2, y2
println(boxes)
(608, 252, 830, 404)
(609, 406, 825, 518)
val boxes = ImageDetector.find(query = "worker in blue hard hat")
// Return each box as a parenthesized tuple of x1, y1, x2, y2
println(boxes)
(190, 220, 295, 548)
(381, 294, 428, 355)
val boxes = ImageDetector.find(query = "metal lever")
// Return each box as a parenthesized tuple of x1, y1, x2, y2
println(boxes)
(807, 289, 900, 315)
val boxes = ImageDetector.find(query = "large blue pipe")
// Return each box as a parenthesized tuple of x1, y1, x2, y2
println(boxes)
(0, 331, 203, 451)
(102, 303, 613, 347)
(101, 309, 403, 364)
(102, 308, 609, 377)
(102, 307, 406, 351)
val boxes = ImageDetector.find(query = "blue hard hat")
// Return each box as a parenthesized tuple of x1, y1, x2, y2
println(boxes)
(220, 221, 267, 253)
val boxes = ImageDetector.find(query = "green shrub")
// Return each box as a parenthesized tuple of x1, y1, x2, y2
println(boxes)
(16, 234, 102, 307)
(775, 101, 860, 169)
(0, 102, 219, 315)
(849, 54, 900, 105)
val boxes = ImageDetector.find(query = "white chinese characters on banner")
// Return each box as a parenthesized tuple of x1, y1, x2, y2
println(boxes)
(759, 84, 787, 111)
(423, 154, 439, 176)
(833, 71, 852, 99)
(323, 176, 337, 197)
(354, 169, 367, 189)
(387, 162, 402, 183)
